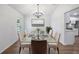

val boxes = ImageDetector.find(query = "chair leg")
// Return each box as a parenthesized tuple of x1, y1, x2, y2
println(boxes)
(19, 46, 21, 54)
(29, 47, 32, 54)
(49, 48, 50, 54)
(57, 47, 59, 54)
(29, 48, 31, 54)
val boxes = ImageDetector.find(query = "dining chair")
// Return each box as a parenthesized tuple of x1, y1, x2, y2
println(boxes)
(54, 32, 61, 54)
(49, 32, 61, 54)
(49, 30, 53, 36)
(31, 40, 48, 54)
(18, 32, 30, 53)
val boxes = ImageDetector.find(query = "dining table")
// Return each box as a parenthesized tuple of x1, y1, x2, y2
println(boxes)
(21, 33, 57, 53)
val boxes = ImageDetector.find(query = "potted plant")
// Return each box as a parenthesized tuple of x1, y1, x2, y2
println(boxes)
(46, 26, 52, 34)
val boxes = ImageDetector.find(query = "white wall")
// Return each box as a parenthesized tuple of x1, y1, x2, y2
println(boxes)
(0, 5, 23, 53)
(51, 4, 79, 45)
(25, 4, 79, 45)
(25, 15, 51, 33)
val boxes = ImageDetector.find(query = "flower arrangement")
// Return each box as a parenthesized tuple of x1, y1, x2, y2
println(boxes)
(46, 26, 52, 34)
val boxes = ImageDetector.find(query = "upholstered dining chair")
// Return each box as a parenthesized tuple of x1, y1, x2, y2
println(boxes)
(49, 32, 61, 54)
(31, 40, 48, 54)
(49, 29, 53, 36)
(18, 32, 30, 53)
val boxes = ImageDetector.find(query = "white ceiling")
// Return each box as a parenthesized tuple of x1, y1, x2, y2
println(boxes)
(9, 4, 58, 16)
(70, 8, 79, 17)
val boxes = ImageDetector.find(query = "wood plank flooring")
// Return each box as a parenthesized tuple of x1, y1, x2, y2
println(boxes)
(2, 36, 79, 54)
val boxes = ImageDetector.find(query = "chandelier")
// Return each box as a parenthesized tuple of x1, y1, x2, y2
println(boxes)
(33, 4, 44, 18)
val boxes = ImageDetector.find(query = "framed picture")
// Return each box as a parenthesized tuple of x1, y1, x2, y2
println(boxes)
(31, 18, 44, 27)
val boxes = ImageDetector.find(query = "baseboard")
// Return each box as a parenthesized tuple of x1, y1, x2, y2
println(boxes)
(59, 41, 74, 45)
(1, 39, 18, 54)
(61, 42, 74, 45)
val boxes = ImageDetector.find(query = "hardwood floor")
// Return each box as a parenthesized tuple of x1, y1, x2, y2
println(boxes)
(59, 36, 79, 54)
(2, 36, 79, 54)
(2, 40, 20, 54)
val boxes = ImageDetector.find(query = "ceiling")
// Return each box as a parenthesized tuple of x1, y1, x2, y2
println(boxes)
(66, 7, 79, 18)
(9, 4, 58, 16)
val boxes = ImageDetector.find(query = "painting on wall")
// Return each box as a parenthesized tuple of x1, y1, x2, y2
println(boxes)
(31, 19, 44, 27)
(64, 7, 79, 30)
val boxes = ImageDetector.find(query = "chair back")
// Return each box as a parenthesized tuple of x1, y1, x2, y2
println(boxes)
(54, 32, 61, 45)
(51, 30, 56, 38)
(49, 30, 53, 36)
(18, 32, 26, 41)
(31, 40, 47, 54)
